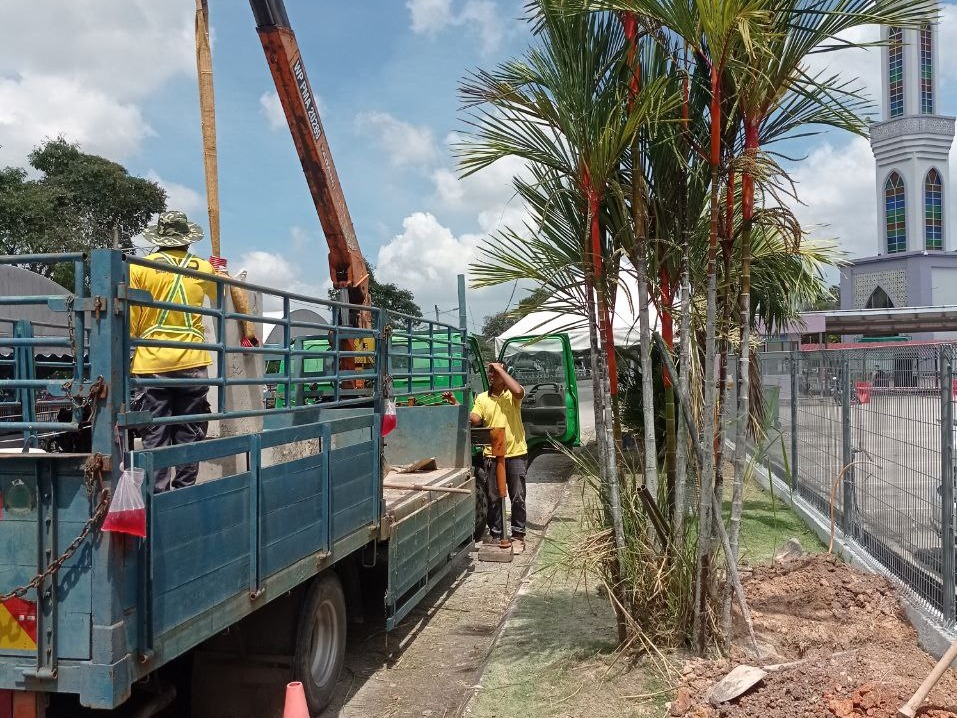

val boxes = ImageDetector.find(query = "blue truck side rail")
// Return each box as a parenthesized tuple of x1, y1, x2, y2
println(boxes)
(0, 250, 474, 710)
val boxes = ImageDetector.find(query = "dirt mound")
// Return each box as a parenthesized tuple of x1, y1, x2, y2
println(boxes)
(672, 554, 957, 718)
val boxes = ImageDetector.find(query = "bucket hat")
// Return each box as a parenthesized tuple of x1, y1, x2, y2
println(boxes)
(143, 211, 204, 248)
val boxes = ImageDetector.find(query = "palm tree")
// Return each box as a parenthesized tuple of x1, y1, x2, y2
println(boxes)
(458, 0, 678, 637)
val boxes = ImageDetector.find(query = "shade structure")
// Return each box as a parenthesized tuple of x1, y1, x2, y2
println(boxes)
(494, 272, 659, 353)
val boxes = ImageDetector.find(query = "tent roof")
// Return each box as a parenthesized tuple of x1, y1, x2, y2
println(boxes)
(262, 308, 331, 348)
(0, 265, 70, 337)
(494, 273, 659, 353)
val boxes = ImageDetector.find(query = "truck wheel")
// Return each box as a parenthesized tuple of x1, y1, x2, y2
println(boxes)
(294, 571, 347, 714)
(473, 468, 489, 541)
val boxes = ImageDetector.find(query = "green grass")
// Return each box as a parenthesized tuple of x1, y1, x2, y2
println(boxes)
(467, 473, 826, 718)
(726, 472, 826, 566)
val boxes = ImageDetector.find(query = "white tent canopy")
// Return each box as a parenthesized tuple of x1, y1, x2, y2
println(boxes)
(494, 271, 660, 353)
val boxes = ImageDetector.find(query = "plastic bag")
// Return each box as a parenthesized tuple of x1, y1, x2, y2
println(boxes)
(382, 398, 397, 437)
(102, 466, 146, 538)
(381, 375, 397, 437)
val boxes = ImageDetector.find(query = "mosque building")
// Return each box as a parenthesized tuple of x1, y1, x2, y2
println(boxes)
(838, 14, 957, 339)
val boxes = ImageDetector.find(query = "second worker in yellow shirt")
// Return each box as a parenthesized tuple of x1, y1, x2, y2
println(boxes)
(129, 211, 218, 493)
(470, 362, 528, 554)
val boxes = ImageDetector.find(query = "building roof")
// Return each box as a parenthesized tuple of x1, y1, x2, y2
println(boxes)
(820, 305, 957, 334)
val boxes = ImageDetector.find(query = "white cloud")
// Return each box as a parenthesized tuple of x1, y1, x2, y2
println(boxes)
(432, 148, 527, 212)
(355, 111, 438, 168)
(375, 211, 516, 326)
(259, 91, 287, 131)
(0, 74, 153, 168)
(0, 1, 193, 166)
(146, 170, 205, 217)
(238, 250, 332, 311)
(0, 2, 193, 98)
(788, 136, 877, 260)
(406, 0, 507, 54)
(407, 0, 453, 34)
(804, 25, 881, 113)
(938, 5, 957, 91)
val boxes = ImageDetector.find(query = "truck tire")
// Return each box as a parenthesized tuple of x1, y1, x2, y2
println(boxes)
(294, 571, 347, 714)
(473, 466, 488, 541)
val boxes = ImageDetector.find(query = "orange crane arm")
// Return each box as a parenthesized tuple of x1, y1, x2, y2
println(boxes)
(249, 0, 370, 315)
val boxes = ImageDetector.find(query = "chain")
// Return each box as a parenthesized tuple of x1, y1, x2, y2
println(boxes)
(64, 294, 76, 360)
(57, 375, 106, 429)
(0, 454, 112, 604)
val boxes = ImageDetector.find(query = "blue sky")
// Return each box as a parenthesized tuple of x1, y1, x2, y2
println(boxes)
(2, 1, 957, 325)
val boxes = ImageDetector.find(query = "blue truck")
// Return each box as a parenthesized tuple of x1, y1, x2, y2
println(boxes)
(0, 252, 582, 717)
(0, 251, 486, 717)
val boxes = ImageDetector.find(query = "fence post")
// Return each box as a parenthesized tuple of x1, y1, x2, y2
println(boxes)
(790, 351, 799, 492)
(941, 346, 955, 626)
(841, 355, 854, 534)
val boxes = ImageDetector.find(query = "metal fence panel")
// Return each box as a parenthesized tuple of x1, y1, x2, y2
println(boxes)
(756, 345, 957, 630)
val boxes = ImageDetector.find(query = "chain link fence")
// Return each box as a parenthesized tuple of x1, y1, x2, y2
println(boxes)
(757, 345, 957, 629)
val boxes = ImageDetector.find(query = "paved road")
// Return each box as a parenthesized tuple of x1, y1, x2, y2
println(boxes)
(577, 380, 595, 442)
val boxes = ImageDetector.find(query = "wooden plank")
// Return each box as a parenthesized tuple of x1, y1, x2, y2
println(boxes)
(261, 523, 322, 575)
(152, 522, 249, 594)
(261, 497, 322, 546)
(152, 556, 249, 635)
(152, 485, 249, 545)
(332, 501, 374, 542)
(260, 459, 323, 515)
(151, 472, 249, 513)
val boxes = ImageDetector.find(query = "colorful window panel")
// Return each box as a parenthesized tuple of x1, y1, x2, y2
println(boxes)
(885, 172, 906, 253)
(925, 169, 943, 249)
(921, 25, 934, 114)
(889, 27, 904, 118)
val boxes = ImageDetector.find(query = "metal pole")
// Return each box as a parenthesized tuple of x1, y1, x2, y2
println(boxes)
(941, 346, 955, 626)
(435, 304, 440, 322)
(841, 354, 853, 534)
(790, 350, 799, 492)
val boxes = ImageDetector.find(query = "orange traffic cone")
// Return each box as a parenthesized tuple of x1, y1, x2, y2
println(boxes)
(283, 681, 310, 718)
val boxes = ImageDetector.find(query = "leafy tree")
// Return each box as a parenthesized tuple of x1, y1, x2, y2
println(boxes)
(0, 138, 167, 287)
(481, 310, 516, 339)
(481, 288, 548, 339)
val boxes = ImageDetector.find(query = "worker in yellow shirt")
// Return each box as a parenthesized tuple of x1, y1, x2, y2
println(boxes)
(470, 362, 527, 554)
(129, 211, 218, 492)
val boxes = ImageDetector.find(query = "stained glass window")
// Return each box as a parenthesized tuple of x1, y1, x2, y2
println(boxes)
(921, 25, 934, 114)
(925, 169, 943, 250)
(885, 172, 906, 253)
(889, 27, 904, 118)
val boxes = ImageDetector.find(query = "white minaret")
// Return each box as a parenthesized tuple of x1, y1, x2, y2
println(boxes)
(870, 12, 955, 255)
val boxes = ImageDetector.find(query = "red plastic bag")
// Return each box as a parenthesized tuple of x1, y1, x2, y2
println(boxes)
(102, 466, 146, 538)
(382, 398, 397, 437)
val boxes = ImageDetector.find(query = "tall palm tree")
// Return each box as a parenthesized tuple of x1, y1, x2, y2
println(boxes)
(458, 2, 678, 639)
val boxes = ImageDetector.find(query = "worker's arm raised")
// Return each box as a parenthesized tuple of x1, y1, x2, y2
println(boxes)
(489, 363, 525, 400)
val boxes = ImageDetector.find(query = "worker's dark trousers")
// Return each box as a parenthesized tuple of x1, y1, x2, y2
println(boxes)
(132, 367, 210, 493)
(484, 455, 528, 539)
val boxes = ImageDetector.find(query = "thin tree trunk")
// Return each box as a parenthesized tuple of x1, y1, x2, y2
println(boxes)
(717, 171, 737, 643)
(674, 62, 691, 540)
(726, 118, 759, 637)
(633, 140, 659, 501)
(693, 64, 722, 654)
(675, 230, 691, 538)
(662, 269, 677, 517)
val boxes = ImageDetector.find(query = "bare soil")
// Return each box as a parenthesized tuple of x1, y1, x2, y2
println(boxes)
(673, 554, 957, 718)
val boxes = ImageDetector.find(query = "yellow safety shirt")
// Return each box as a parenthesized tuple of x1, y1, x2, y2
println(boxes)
(472, 389, 527, 458)
(129, 249, 218, 375)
